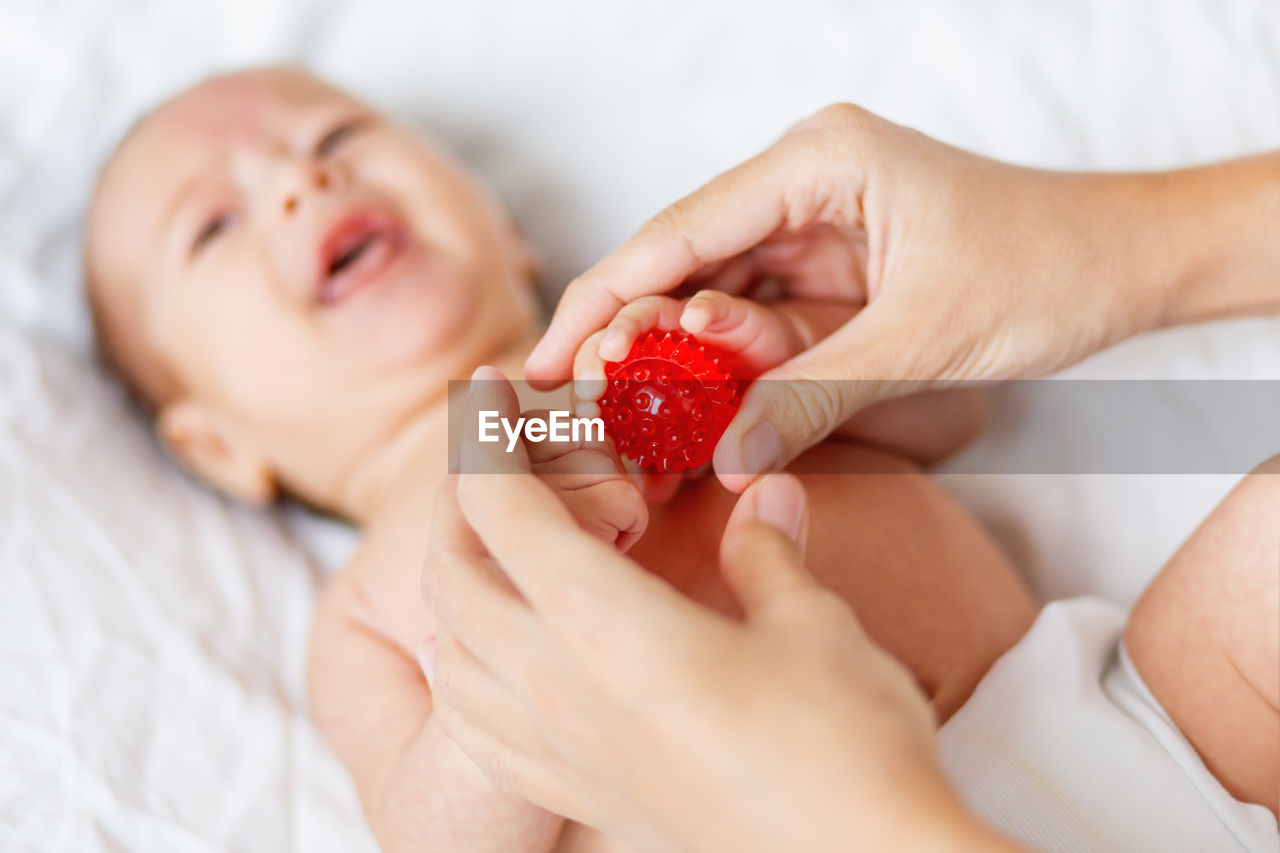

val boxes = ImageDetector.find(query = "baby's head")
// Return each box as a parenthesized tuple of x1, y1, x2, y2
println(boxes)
(87, 67, 538, 513)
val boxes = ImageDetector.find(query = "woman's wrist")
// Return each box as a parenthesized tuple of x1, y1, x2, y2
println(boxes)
(1122, 153, 1280, 333)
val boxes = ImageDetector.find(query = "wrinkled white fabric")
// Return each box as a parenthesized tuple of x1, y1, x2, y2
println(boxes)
(0, 332, 373, 851)
(2, 0, 1280, 849)
(939, 599, 1279, 853)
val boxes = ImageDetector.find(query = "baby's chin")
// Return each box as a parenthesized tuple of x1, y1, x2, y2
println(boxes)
(457, 318, 543, 382)
(361, 306, 539, 389)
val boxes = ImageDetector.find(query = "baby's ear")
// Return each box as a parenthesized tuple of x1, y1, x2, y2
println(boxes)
(503, 215, 541, 286)
(156, 399, 277, 505)
(517, 238, 542, 287)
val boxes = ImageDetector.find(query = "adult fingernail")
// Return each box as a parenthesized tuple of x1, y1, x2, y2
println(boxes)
(470, 364, 502, 392)
(417, 640, 437, 690)
(738, 421, 782, 476)
(753, 475, 805, 542)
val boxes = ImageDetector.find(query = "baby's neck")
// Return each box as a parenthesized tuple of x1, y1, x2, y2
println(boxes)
(335, 334, 541, 525)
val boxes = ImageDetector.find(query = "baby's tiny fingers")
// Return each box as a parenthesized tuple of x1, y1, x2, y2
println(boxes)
(519, 409, 573, 464)
(533, 447, 627, 489)
(572, 329, 610, 418)
(680, 289, 750, 335)
(598, 296, 685, 362)
(560, 479, 649, 552)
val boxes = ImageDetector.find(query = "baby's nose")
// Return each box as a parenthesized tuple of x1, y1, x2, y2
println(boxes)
(276, 161, 336, 216)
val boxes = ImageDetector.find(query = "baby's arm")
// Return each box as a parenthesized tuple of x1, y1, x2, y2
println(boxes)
(574, 291, 987, 466)
(308, 573, 564, 853)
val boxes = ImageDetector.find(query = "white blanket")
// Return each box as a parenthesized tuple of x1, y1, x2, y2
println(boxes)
(2, 0, 1279, 849)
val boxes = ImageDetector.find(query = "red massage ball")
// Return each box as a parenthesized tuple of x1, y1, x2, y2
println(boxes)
(599, 330, 744, 473)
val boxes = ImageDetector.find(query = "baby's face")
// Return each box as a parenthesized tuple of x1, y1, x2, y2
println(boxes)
(89, 68, 538, 509)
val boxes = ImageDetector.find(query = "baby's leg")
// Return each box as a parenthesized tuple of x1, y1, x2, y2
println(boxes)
(792, 444, 1036, 719)
(1126, 457, 1280, 815)
(635, 442, 1036, 722)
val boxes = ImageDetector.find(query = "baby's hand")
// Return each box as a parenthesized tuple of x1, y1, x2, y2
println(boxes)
(571, 290, 856, 418)
(524, 409, 648, 552)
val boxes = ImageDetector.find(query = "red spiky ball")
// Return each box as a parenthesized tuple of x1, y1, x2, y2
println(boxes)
(599, 330, 744, 473)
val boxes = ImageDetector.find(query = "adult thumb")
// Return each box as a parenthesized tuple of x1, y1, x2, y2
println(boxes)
(719, 474, 817, 617)
(713, 303, 921, 492)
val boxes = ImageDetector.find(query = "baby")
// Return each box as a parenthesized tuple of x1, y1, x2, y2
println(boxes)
(85, 68, 1274, 852)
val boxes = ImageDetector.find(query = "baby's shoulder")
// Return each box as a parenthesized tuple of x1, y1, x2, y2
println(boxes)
(314, 522, 437, 659)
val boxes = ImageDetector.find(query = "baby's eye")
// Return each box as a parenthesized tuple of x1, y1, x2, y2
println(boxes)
(190, 212, 236, 257)
(315, 117, 370, 158)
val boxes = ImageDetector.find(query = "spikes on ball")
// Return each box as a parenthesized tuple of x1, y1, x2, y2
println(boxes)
(599, 330, 745, 473)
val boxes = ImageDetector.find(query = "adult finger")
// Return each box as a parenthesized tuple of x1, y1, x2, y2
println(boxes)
(423, 479, 542, 673)
(712, 300, 929, 492)
(455, 460, 670, 622)
(524, 139, 833, 388)
(431, 630, 556, 766)
(718, 474, 818, 618)
(433, 703, 592, 824)
(456, 369, 708, 653)
(459, 365, 533, 475)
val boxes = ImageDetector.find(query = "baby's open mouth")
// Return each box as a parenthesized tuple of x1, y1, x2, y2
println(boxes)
(316, 210, 411, 306)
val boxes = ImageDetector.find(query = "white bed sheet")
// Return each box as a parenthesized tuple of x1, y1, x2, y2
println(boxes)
(2, 0, 1279, 849)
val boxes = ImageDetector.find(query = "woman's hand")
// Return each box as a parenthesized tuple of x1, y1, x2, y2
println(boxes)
(527, 103, 1280, 491)
(422, 368, 1019, 853)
